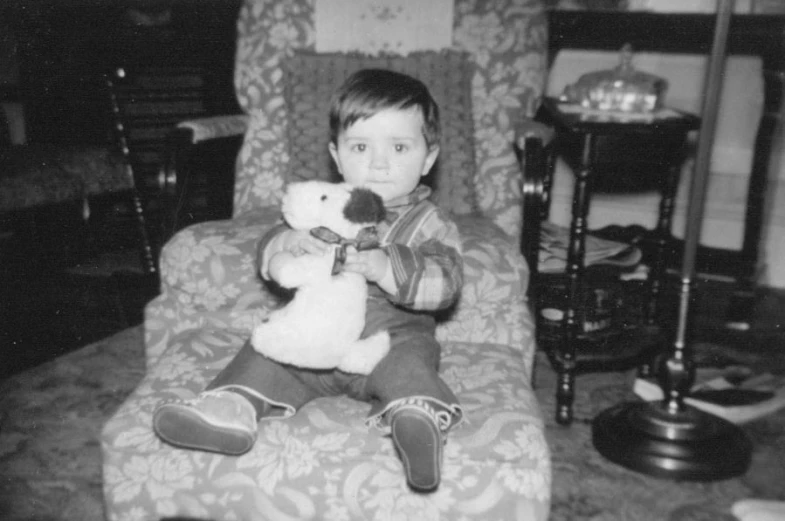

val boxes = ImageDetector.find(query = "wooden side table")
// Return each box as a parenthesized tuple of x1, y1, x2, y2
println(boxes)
(546, 9, 785, 331)
(532, 97, 700, 425)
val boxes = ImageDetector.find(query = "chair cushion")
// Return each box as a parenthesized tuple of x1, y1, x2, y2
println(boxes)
(283, 50, 477, 215)
(101, 327, 551, 521)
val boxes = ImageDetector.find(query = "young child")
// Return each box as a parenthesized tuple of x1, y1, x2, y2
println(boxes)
(153, 69, 464, 492)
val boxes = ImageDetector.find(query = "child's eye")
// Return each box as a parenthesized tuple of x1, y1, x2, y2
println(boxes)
(394, 144, 408, 153)
(350, 143, 366, 153)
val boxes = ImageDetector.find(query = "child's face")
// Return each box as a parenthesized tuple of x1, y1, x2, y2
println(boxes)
(329, 107, 439, 202)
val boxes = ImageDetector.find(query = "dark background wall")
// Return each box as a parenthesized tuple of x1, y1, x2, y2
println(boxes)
(8, 0, 242, 145)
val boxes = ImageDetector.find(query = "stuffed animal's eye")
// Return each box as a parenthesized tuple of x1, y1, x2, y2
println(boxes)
(321, 195, 327, 201)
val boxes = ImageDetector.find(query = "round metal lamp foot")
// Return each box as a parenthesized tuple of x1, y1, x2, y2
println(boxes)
(592, 401, 752, 481)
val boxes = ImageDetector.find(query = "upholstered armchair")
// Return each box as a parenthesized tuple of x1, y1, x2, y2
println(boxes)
(101, 1, 552, 519)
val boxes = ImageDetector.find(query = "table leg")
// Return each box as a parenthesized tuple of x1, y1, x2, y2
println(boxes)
(636, 158, 682, 378)
(648, 160, 681, 324)
(556, 133, 594, 425)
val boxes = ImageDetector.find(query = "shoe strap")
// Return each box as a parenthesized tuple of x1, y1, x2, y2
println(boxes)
(391, 397, 452, 434)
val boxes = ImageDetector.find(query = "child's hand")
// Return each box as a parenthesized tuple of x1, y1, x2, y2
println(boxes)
(279, 229, 328, 256)
(267, 251, 296, 285)
(343, 247, 389, 283)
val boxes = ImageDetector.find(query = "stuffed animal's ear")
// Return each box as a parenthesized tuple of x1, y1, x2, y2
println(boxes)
(343, 188, 386, 224)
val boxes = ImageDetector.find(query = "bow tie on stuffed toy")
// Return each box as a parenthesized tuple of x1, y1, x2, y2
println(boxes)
(310, 226, 381, 275)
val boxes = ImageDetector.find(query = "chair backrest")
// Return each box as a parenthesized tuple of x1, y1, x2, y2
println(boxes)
(231, 0, 547, 239)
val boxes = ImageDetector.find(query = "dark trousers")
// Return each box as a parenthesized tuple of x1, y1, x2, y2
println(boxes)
(207, 292, 460, 425)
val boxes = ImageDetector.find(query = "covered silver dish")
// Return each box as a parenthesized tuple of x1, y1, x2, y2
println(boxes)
(560, 44, 668, 113)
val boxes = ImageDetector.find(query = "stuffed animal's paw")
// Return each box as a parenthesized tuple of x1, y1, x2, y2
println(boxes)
(337, 330, 391, 374)
(269, 250, 334, 288)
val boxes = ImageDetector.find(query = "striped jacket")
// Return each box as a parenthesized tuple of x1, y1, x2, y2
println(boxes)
(259, 185, 463, 312)
(378, 185, 463, 311)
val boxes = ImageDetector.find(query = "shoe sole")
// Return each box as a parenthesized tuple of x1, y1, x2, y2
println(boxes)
(391, 408, 442, 492)
(153, 402, 255, 455)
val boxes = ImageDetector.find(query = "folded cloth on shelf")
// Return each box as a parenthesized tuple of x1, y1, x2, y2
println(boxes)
(539, 220, 642, 273)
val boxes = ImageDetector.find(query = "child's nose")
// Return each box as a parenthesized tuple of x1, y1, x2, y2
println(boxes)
(370, 148, 389, 170)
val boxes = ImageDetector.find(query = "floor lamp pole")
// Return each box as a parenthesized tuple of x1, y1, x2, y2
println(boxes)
(592, 0, 753, 481)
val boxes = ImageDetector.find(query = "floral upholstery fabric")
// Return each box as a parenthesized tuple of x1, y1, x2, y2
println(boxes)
(232, 0, 547, 239)
(103, 333, 549, 521)
(101, 0, 551, 519)
(102, 213, 551, 520)
(284, 50, 478, 214)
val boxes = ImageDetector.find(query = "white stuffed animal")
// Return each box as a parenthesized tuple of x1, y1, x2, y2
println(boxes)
(251, 180, 391, 375)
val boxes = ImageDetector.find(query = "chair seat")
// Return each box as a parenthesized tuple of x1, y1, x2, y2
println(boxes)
(101, 326, 550, 521)
(0, 145, 129, 212)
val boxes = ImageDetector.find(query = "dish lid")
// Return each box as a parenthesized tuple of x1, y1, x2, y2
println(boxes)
(560, 44, 668, 113)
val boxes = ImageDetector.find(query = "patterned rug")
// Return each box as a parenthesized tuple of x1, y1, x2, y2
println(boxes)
(0, 326, 783, 521)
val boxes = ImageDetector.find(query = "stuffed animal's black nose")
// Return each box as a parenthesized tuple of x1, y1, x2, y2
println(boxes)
(344, 188, 386, 224)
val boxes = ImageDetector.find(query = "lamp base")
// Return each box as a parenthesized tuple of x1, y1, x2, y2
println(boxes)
(592, 401, 752, 481)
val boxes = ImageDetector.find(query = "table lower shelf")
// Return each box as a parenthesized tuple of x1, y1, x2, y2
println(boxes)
(538, 323, 667, 374)
(592, 224, 757, 284)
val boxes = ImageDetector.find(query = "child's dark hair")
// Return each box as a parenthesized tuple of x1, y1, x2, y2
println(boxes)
(329, 69, 441, 150)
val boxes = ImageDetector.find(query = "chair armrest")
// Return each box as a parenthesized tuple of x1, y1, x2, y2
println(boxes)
(437, 215, 537, 375)
(146, 210, 538, 373)
(514, 120, 555, 293)
(176, 114, 250, 144)
(161, 114, 249, 238)
(144, 207, 283, 367)
(156, 211, 531, 309)
(158, 207, 279, 298)
(514, 119, 554, 151)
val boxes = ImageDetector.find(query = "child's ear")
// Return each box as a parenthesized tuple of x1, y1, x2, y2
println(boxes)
(422, 145, 440, 177)
(329, 142, 343, 176)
